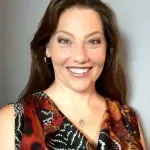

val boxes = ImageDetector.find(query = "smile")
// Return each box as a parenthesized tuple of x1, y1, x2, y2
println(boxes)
(67, 67, 92, 76)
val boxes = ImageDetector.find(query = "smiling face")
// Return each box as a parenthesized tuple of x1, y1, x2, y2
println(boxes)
(46, 7, 107, 93)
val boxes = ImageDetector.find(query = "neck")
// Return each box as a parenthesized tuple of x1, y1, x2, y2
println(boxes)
(46, 80, 99, 107)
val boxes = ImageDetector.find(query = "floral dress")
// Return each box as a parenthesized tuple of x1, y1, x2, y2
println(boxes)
(13, 91, 143, 150)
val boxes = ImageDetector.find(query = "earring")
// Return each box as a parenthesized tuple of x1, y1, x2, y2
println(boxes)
(44, 56, 52, 64)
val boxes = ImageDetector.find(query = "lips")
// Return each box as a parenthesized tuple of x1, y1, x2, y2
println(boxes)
(67, 67, 92, 76)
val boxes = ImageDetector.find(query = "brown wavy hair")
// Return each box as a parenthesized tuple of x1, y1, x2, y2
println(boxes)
(18, 0, 127, 104)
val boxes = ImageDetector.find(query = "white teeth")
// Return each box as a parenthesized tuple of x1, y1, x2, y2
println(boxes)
(68, 68, 89, 74)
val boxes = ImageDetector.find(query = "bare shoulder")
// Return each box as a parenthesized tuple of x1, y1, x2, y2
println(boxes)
(0, 104, 15, 122)
(0, 103, 14, 115)
(0, 104, 15, 150)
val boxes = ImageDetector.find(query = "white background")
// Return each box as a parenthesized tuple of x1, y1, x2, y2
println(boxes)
(0, 0, 149, 148)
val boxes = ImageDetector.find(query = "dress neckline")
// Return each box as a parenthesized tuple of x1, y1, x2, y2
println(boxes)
(39, 91, 110, 149)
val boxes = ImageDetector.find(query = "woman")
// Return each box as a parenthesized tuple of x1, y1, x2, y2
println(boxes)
(0, 0, 146, 149)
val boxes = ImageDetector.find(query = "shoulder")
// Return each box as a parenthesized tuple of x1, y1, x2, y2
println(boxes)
(119, 103, 146, 149)
(0, 104, 15, 149)
(106, 98, 137, 115)
(0, 103, 15, 122)
(107, 99, 139, 127)
(0, 102, 25, 150)
(107, 99, 146, 149)
(0, 102, 24, 121)
(0, 102, 24, 126)
(106, 99, 139, 136)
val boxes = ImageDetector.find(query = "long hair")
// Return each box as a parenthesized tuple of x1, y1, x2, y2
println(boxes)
(18, 0, 127, 104)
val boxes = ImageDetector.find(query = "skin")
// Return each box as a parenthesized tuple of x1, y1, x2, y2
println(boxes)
(44, 7, 107, 147)
(0, 7, 146, 149)
(45, 7, 107, 106)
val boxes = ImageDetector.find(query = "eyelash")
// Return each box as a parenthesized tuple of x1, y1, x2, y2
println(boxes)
(88, 39, 101, 44)
(58, 38, 71, 44)
(57, 38, 101, 45)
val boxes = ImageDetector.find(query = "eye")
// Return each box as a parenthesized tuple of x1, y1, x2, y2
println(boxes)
(58, 38, 71, 44)
(88, 39, 101, 44)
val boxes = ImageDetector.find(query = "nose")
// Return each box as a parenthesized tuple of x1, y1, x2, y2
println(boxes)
(72, 47, 89, 64)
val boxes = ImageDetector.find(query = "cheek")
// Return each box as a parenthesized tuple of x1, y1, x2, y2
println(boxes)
(51, 48, 70, 65)
(89, 50, 106, 65)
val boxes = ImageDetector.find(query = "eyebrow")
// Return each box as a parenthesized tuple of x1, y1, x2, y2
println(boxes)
(54, 30, 103, 38)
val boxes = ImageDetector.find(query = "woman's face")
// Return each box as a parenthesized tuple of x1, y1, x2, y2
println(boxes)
(46, 7, 107, 92)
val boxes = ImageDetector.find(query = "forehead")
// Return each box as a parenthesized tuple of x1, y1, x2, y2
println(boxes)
(55, 7, 104, 36)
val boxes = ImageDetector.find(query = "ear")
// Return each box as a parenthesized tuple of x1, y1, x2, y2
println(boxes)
(45, 43, 51, 58)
